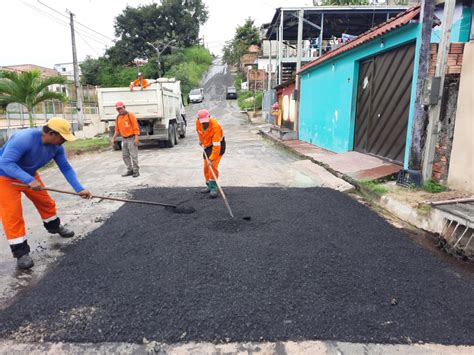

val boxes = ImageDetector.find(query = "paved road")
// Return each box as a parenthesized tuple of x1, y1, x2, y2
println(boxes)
(0, 61, 472, 354)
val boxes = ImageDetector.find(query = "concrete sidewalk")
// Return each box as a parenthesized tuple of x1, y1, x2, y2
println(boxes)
(259, 128, 401, 182)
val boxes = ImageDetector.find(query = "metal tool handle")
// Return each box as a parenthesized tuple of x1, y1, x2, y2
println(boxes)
(11, 183, 177, 208)
(202, 147, 234, 218)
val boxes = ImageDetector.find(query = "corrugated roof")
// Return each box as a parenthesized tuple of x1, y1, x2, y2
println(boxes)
(298, 5, 421, 74)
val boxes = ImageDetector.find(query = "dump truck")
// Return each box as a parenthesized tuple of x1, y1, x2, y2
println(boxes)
(97, 78, 187, 150)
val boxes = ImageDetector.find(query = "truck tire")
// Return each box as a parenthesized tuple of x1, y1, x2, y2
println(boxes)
(166, 124, 176, 148)
(113, 141, 122, 151)
(179, 122, 186, 138)
(173, 123, 179, 145)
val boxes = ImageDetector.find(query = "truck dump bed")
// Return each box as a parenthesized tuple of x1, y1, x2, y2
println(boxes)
(97, 85, 180, 122)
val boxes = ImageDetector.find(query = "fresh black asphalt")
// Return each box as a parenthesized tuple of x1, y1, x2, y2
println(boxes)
(0, 187, 473, 345)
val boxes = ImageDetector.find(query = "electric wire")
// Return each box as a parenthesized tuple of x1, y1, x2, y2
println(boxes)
(37, 0, 114, 42)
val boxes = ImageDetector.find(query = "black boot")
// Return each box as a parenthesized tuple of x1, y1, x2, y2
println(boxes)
(10, 241, 33, 269)
(44, 218, 75, 238)
(17, 254, 34, 270)
(49, 225, 75, 238)
(122, 171, 134, 177)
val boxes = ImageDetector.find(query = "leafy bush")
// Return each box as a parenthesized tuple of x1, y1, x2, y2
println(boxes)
(237, 90, 262, 111)
(81, 46, 212, 92)
(423, 180, 447, 193)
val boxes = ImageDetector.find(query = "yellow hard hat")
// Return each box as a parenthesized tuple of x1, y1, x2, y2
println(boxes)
(46, 117, 76, 141)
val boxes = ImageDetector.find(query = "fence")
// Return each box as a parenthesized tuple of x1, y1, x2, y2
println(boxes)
(0, 100, 104, 145)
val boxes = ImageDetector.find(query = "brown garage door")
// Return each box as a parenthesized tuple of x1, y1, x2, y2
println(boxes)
(353, 42, 416, 164)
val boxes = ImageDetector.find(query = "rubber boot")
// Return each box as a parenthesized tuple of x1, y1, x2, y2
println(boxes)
(209, 181, 218, 199)
(17, 254, 34, 270)
(48, 225, 75, 238)
(200, 181, 210, 193)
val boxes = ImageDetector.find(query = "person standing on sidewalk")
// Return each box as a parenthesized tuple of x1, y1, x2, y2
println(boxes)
(111, 102, 140, 177)
(195, 109, 226, 199)
(0, 117, 92, 270)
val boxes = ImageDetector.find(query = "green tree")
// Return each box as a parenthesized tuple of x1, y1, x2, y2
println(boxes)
(0, 70, 67, 128)
(223, 18, 261, 66)
(163, 46, 212, 96)
(109, 0, 208, 66)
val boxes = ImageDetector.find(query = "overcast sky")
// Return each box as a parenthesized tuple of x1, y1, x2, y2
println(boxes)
(0, 0, 312, 68)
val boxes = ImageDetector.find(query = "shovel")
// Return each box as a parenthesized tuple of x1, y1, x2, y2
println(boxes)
(11, 183, 195, 214)
(202, 147, 234, 218)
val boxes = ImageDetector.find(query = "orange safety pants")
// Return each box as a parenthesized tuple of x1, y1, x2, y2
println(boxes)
(0, 175, 57, 248)
(203, 155, 222, 182)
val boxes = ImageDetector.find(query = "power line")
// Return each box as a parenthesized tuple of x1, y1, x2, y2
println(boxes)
(21, 1, 112, 46)
(76, 32, 103, 57)
(37, 0, 114, 42)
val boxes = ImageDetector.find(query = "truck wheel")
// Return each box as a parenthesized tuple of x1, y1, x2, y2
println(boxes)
(173, 123, 179, 145)
(179, 122, 186, 138)
(113, 141, 122, 151)
(166, 124, 176, 148)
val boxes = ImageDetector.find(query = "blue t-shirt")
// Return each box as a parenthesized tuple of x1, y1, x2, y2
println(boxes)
(0, 129, 84, 192)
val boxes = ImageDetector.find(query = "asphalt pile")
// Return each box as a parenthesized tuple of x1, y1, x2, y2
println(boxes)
(0, 187, 473, 345)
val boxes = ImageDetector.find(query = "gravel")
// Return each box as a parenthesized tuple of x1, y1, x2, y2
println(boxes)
(0, 187, 472, 345)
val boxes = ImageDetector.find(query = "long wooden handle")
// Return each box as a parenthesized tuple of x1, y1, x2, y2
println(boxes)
(202, 148, 234, 218)
(11, 183, 177, 208)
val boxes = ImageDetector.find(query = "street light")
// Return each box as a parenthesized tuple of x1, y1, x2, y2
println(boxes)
(147, 39, 177, 78)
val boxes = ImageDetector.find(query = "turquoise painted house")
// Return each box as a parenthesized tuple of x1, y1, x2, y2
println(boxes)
(298, 6, 423, 165)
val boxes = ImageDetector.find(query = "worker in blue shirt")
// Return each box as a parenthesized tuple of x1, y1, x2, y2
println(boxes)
(0, 117, 91, 270)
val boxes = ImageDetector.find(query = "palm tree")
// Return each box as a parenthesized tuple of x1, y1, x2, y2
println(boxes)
(0, 69, 67, 128)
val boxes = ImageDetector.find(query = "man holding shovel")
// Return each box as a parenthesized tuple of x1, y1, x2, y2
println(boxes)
(195, 109, 226, 199)
(0, 117, 91, 270)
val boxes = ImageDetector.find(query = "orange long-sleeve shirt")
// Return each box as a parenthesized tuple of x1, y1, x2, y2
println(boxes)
(130, 78, 149, 89)
(115, 112, 140, 137)
(196, 118, 224, 161)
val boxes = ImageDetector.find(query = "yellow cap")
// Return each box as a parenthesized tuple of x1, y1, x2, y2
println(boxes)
(46, 117, 76, 141)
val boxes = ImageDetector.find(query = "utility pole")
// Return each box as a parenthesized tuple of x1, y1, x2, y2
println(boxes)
(253, 69, 257, 114)
(296, 9, 304, 72)
(68, 10, 84, 130)
(407, 0, 435, 174)
(268, 40, 272, 91)
(147, 39, 176, 78)
(422, 0, 456, 182)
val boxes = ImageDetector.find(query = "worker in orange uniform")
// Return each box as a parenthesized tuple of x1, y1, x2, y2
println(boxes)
(111, 102, 141, 177)
(0, 117, 92, 270)
(195, 109, 226, 198)
(129, 72, 149, 91)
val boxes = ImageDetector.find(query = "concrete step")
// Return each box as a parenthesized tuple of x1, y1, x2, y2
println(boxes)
(269, 125, 297, 141)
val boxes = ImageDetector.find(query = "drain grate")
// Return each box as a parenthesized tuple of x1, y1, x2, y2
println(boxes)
(440, 218, 474, 255)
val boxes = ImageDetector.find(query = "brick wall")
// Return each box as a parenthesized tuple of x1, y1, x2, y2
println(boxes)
(429, 43, 464, 75)
(428, 43, 464, 183)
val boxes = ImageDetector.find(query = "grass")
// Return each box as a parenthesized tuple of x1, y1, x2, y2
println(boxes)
(360, 180, 389, 194)
(40, 136, 109, 172)
(64, 136, 110, 153)
(422, 180, 447, 193)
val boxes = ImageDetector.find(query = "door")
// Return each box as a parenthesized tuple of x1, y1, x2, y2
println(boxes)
(353, 42, 416, 163)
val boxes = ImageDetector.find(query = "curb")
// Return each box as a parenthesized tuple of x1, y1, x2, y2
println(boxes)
(258, 129, 360, 190)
